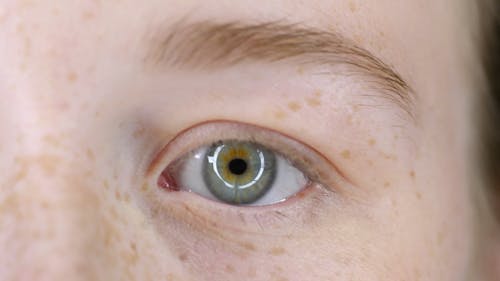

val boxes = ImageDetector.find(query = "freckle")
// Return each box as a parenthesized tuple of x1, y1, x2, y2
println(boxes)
(296, 66, 304, 75)
(411, 267, 422, 281)
(384, 181, 391, 188)
(394, 209, 400, 217)
(42, 134, 62, 147)
(103, 180, 110, 190)
(19, 62, 27, 72)
(269, 247, 286, 256)
(305, 97, 321, 107)
(391, 199, 397, 207)
(56, 101, 70, 112)
(353, 34, 363, 44)
(16, 23, 25, 34)
(84, 169, 93, 178)
(225, 264, 235, 273)
(273, 110, 287, 120)
(341, 150, 351, 159)
(0, 8, 6, 24)
(178, 252, 188, 262)
(349, 1, 357, 12)
(415, 191, 422, 200)
(130, 241, 137, 251)
(141, 183, 149, 192)
(287, 101, 301, 112)
(109, 206, 119, 219)
(368, 138, 376, 146)
(382, 153, 397, 161)
(65, 71, 77, 83)
(241, 241, 256, 251)
(367, 160, 374, 166)
(103, 219, 120, 246)
(133, 126, 145, 138)
(37, 154, 60, 175)
(115, 190, 122, 201)
(86, 148, 95, 161)
(437, 230, 446, 245)
(12, 168, 27, 184)
(428, 242, 436, 257)
(40, 200, 50, 209)
(82, 11, 95, 20)
(166, 273, 179, 281)
(209, 92, 224, 101)
(23, 37, 31, 56)
(409, 170, 415, 179)
(123, 193, 131, 203)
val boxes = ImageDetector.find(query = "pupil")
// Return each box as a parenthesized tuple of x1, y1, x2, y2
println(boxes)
(228, 158, 248, 175)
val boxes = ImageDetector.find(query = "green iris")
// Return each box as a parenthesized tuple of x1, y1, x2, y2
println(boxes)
(203, 140, 276, 204)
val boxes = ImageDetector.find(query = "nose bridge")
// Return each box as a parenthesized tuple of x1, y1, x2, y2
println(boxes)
(0, 106, 108, 280)
(0, 8, 141, 280)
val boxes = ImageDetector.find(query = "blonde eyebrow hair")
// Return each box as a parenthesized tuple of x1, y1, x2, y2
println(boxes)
(145, 20, 416, 120)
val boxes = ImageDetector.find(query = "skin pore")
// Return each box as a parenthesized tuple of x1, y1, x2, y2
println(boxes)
(0, 0, 498, 280)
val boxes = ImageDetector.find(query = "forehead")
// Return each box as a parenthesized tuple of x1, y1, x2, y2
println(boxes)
(2, 0, 472, 62)
(0, 0, 475, 108)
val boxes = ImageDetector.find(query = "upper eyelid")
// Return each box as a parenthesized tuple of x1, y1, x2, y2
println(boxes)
(146, 119, 352, 194)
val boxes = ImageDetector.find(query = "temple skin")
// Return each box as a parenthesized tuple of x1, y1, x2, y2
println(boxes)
(0, 0, 499, 281)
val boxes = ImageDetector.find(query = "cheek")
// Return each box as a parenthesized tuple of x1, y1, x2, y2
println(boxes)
(153, 222, 316, 281)
(143, 190, 390, 281)
(367, 187, 474, 280)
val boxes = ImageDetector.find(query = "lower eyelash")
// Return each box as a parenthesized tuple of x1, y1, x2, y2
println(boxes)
(147, 179, 333, 236)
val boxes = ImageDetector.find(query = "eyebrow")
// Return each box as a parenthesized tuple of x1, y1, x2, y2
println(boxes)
(145, 20, 416, 120)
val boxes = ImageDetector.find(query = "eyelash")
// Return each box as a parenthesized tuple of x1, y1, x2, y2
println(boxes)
(145, 120, 346, 231)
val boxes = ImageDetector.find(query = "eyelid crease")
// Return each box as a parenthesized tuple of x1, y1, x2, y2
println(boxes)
(146, 120, 352, 193)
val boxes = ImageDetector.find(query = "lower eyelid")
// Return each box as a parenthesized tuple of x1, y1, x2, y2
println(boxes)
(147, 180, 333, 235)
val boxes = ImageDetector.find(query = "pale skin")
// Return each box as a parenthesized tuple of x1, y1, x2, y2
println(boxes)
(1, 0, 500, 280)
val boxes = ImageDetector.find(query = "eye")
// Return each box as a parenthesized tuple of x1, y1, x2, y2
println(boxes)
(154, 121, 335, 207)
(160, 140, 307, 206)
